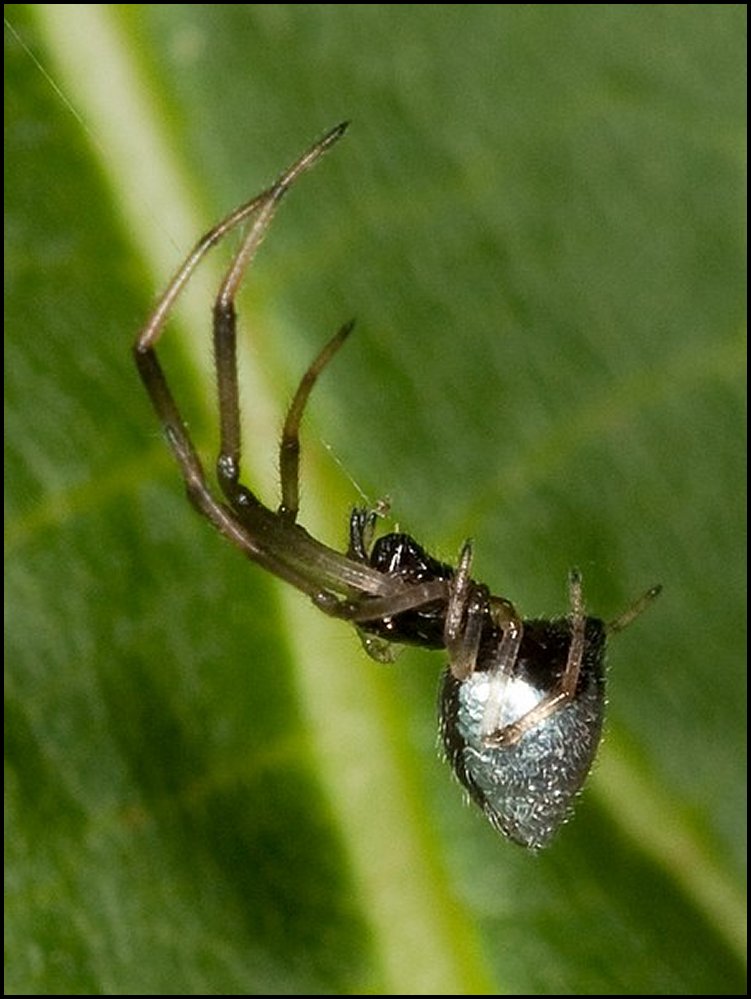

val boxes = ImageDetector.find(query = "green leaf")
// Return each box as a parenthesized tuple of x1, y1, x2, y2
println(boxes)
(6, 5, 745, 994)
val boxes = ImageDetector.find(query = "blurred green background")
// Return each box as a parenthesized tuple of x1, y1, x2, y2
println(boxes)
(5, 5, 745, 995)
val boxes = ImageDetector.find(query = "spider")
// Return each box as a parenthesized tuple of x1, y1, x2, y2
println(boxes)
(134, 122, 660, 849)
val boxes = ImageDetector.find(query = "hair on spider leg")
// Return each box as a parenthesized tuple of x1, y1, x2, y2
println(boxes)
(134, 122, 661, 849)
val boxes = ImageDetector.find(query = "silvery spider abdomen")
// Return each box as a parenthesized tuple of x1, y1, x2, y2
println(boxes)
(440, 617, 607, 850)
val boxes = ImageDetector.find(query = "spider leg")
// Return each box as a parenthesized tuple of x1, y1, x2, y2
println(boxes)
(133, 123, 402, 605)
(444, 541, 488, 680)
(134, 125, 467, 626)
(134, 343, 403, 610)
(136, 329, 404, 607)
(316, 578, 450, 621)
(607, 583, 662, 634)
(134, 126, 348, 355)
(484, 593, 524, 681)
(279, 319, 355, 523)
(484, 568, 587, 748)
(135, 200, 268, 356)
(133, 166, 273, 506)
(133, 346, 332, 594)
(212, 123, 349, 507)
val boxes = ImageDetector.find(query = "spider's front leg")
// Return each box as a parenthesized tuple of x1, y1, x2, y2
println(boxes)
(313, 578, 452, 624)
(209, 123, 349, 514)
(135, 122, 477, 625)
(133, 123, 374, 604)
